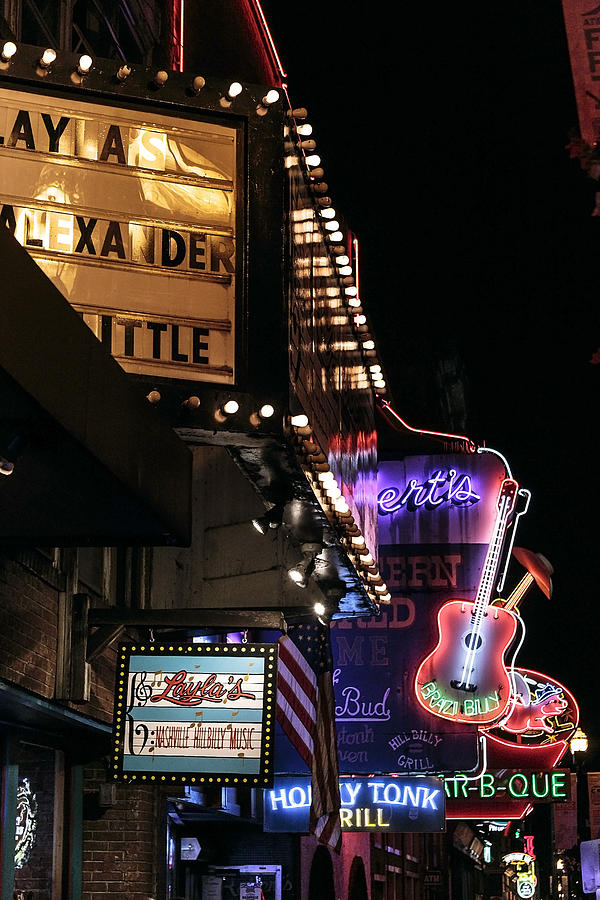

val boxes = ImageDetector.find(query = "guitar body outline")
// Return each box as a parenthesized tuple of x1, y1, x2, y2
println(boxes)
(414, 600, 519, 725)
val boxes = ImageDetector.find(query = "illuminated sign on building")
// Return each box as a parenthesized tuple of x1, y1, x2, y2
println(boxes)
(0, 89, 238, 383)
(263, 775, 445, 833)
(112, 643, 276, 786)
(444, 769, 570, 803)
(377, 469, 480, 514)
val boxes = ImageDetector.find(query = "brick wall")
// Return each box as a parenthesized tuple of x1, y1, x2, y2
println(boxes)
(82, 761, 163, 899)
(0, 556, 57, 697)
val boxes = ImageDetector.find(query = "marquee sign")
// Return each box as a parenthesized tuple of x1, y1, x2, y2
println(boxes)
(111, 643, 276, 786)
(264, 775, 445, 833)
(0, 88, 239, 383)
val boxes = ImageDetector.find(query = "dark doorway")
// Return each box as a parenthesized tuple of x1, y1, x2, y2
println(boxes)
(308, 845, 335, 900)
(348, 855, 368, 900)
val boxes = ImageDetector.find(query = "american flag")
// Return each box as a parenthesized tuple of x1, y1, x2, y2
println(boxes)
(276, 621, 342, 851)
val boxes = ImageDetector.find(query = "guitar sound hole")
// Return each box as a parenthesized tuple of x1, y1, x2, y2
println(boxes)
(464, 632, 483, 651)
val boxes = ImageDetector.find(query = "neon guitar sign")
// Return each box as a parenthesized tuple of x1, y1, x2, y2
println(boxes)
(415, 479, 520, 725)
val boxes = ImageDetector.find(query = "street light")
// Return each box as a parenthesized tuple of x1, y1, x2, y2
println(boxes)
(570, 728, 589, 757)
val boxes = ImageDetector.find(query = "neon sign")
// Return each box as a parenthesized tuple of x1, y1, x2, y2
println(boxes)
(264, 776, 445, 833)
(377, 469, 480, 514)
(444, 769, 570, 803)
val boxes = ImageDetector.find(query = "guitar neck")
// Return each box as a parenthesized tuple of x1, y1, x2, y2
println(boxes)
(472, 484, 516, 623)
(503, 572, 534, 612)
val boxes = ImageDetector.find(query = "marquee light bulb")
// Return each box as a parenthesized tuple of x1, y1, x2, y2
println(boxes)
(305, 154, 321, 167)
(227, 82, 243, 99)
(77, 54, 93, 74)
(335, 255, 349, 266)
(2, 41, 17, 61)
(339, 266, 353, 276)
(320, 208, 336, 219)
(363, 339, 375, 350)
(328, 230, 343, 242)
(374, 379, 386, 388)
(297, 123, 313, 136)
(290, 413, 309, 428)
(262, 89, 280, 105)
(345, 286, 358, 297)
(318, 471, 335, 483)
(222, 399, 239, 415)
(259, 404, 275, 418)
(369, 364, 382, 373)
(314, 602, 326, 617)
(40, 48, 56, 68)
(324, 220, 340, 232)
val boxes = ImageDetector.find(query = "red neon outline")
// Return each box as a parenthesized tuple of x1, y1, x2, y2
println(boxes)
(489, 666, 579, 741)
(445, 802, 533, 821)
(414, 602, 518, 725)
(378, 397, 477, 453)
(249, 0, 287, 81)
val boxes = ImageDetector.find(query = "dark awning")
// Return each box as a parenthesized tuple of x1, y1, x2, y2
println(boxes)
(0, 227, 191, 546)
(0, 678, 112, 761)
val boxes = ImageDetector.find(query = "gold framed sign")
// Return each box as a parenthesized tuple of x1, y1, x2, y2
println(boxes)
(0, 88, 239, 382)
(112, 642, 277, 786)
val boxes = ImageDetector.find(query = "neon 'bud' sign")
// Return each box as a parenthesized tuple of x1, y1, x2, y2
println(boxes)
(377, 468, 480, 515)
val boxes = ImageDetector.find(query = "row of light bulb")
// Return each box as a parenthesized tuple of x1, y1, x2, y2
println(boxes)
(290, 112, 387, 396)
(291, 419, 390, 606)
(1, 42, 281, 112)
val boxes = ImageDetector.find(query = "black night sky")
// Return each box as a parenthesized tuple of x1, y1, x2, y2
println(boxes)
(261, 1, 600, 754)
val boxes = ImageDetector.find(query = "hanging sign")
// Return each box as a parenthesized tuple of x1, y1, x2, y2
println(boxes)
(326, 452, 511, 775)
(0, 88, 238, 383)
(264, 775, 445, 833)
(111, 643, 276, 786)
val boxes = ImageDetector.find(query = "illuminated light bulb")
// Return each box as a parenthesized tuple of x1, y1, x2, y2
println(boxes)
(39, 48, 56, 68)
(363, 339, 375, 350)
(314, 602, 326, 617)
(262, 89, 280, 105)
(222, 399, 239, 415)
(354, 314, 367, 325)
(378, 592, 392, 603)
(305, 154, 321, 167)
(259, 404, 275, 418)
(339, 266, 353, 276)
(317, 470, 334, 481)
(2, 42, 17, 61)
(77, 54, 93, 74)
(297, 123, 313, 136)
(0, 457, 14, 475)
(153, 69, 169, 86)
(192, 75, 206, 93)
(319, 207, 337, 219)
(326, 486, 341, 500)
(290, 413, 309, 428)
(335, 255, 349, 266)
(345, 286, 358, 297)
(324, 220, 340, 231)
(374, 583, 388, 594)
(369, 364, 382, 373)
(116, 64, 132, 81)
(228, 81, 243, 98)
(327, 230, 342, 242)
(360, 552, 374, 566)
(373, 379, 386, 389)
(351, 535, 365, 547)
(334, 498, 349, 514)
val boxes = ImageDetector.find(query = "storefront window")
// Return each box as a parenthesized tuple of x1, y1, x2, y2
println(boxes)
(10, 742, 64, 900)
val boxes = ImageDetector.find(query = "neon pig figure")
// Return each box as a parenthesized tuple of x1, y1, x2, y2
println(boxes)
(377, 469, 480, 514)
